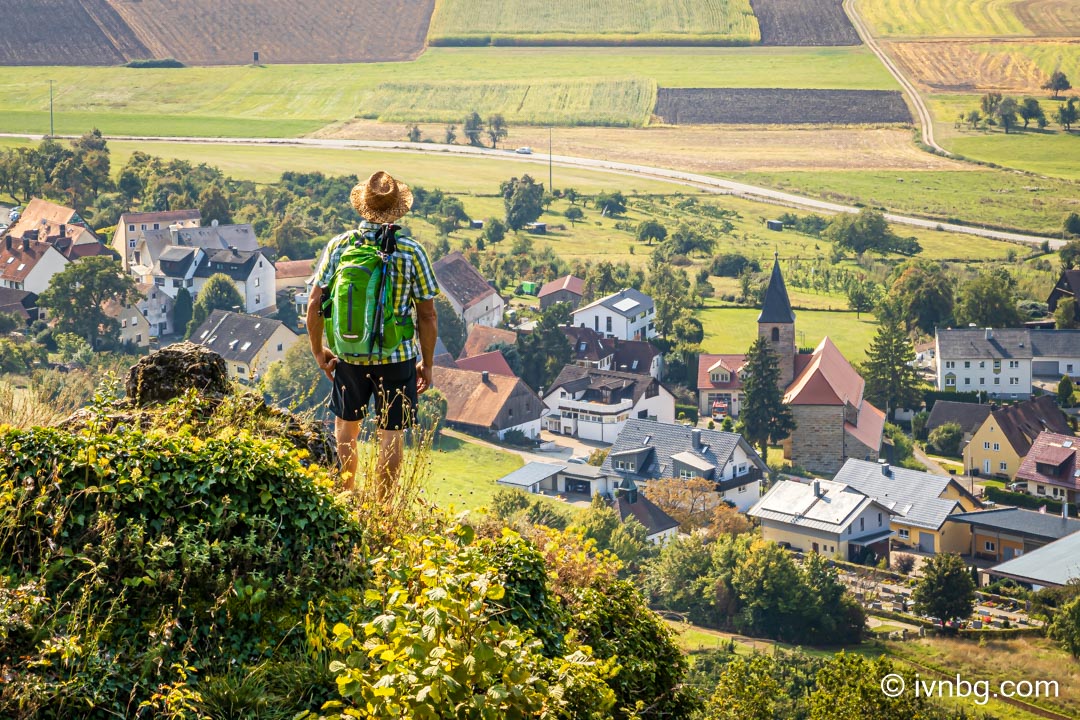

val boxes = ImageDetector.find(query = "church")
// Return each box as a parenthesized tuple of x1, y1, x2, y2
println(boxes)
(698, 255, 885, 475)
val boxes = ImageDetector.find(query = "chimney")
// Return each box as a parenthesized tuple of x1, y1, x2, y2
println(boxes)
(169, 224, 180, 243)
(59, 223, 66, 238)
(985, 328, 993, 340)
(481, 370, 490, 384)
(1064, 501, 1069, 520)
(879, 458, 891, 477)
(4, 236, 10, 251)
(691, 428, 702, 450)
(230, 245, 239, 256)
(812, 479, 821, 497)
(22, 237, 29, 251)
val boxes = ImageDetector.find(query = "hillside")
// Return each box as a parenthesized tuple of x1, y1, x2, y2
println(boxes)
(0, 0, 150, 66)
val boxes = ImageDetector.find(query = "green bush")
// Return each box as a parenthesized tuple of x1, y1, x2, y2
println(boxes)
(928, 421, 963, 457)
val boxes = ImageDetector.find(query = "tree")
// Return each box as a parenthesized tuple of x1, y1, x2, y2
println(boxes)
(1049, 595, 1080, 657)
(863, 313, 921, 419)
(706, 654, 782, 720)
(1059, 375, 1075, 408)
(1020, 97, 1046, 128)
(966, 109, 982, 129)
(996, 96, 1019, 134)
(928, 422, 963, 456)
(500, 175, 544, 231)
(482, 217, 506, 245)
(636, 219, 667, 245)
(1055, 297, 1078, 329)
(1055, 97, 1079, 131)
(739, 336, 795, 460)
(443, 124, 457, 144)
(594, 191, 627, 217)
(1065, 212, 1080, 238)
(0, 311, 20, 335)
(172, 287, 193, 338)
(486, 114, 508, 149)
(418, 387, 448, 441)
(435, 295, 466, 358)
(277, 297, 299, 330)
(809, 655, 945, 720)
(845, 278, 879, 319)
(198, 183, 232, 226)
(516, 303, 572, 392)
(563, 206, 584, 227)
(645, 262, 693, 338)
(37, 256, 137, 349)
(825, 208, 920, 256)
(1043, 70, 1072, 100)
(406, 124, 421, 143)
(980, 92, 1002, 118)
(912, 553, 976, 631)
(890, 260, 954, 334)
(463, 112, 484, 146)
(954, 268, 1022, 328)
(261, 339, 331, 412)
(186, 273, 244, 338)
(644, 477, 718, 531)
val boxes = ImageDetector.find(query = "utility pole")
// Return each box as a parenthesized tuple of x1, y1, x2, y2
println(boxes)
(49, 80, 54, 137)
(548, 126, 553, 193)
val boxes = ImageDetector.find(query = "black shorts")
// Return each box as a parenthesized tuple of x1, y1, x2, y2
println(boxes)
(329, 358, 417, 430)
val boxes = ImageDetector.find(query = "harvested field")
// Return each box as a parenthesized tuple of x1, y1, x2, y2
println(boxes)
(889, 40, 1080, 93)
(654, 88, 911, 125)
(0, 0, 149, 66)
(858, 0, 1031, 37)
(358, 78, 657, 127)
(427, 0, 760, 46)
(1014, 0, 1080, 37)
(105, 0, 434, 65)
(749, 0, 860, 46)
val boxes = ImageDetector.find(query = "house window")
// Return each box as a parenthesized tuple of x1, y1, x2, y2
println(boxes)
(993, 360, 1001, 370)
(859, 517, 864, 531)
(984, 442, 990, 450)
(154, 277, 165, 286)
(993, 443, 1000, 451)
(135, 334, 142, 343)
(153, 223, 160, 230)
(277, 343, 283, 351)
(185, 279, 193, 287)
(984, 540, 996, 552)
(1069, 364, 1075, 374)
(606, 316, 612, 333)
(1009, 360, 1019, 369)
(979, 361, 985, 368)
(945, 377, 955, 387)
(679, 468, 694, 479)
(980, 378, 985, 385)
(964, 378, 971, 385)
(1037, 485, 1046, 495)
(738, 485, 746, 493)
(999, 461, 1008, 471)
(945, 361, 955, 369)
(128, 224, 135, 231)
(255, 277, 260, 287)
(964, 361, 970, 369)
(121, 320, 127, 328)
(594, 316, 599, 331)
(141, 224, 147, 230)
(878, 512, 882, 527)
(615, 460, 635, 472)
(898, 528, 909, 540)
(994, 377, 1000, 385)
(128, 239, 136, 248)
(255, 295, 261, 304)
(1009, 377, 1019, 385)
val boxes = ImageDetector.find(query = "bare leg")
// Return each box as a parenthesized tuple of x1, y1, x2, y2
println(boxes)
(376, 428, 404, 502)
(335, 417, 362, 491)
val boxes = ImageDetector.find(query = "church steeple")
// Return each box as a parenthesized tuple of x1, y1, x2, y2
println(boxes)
(757, 252, 796, 387)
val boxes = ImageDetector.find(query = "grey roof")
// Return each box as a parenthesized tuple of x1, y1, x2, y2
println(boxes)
(991, 531, 1080, 587)
(600, 418, 766, 490)
(192, 310, 294, 364)
(194, 247, 269, 281)
(575, 287, 654, 319)
(496, 461, 564, 488)
(138, 223, 258, 268)
(937, 328, 1080, 361)
(948, 507, 1080, 542)
(670, 451, 715, 473)
(546, 365, 659, 407)
(613, 489, 679, 537)
(748, 478, 891, 534)
(757, 256, 795, 324)
(926, 400, 991, 437)
(833, 459, 965, 531)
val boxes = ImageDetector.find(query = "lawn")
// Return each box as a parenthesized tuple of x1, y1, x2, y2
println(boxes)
(857, 0, 1032, 38)
(697, 305, 879, 362)
(0, 47, 896, 137)
(428, 0, 760, 44)
(420, 435, 524, 512)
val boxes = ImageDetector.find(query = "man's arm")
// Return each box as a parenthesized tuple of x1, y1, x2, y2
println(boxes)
(415, 298, 437, 394)
(307, 286, 337, 381)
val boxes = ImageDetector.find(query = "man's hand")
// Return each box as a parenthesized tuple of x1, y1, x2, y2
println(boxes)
(314, 347, 338, 381)
(416, 360, 433, 394)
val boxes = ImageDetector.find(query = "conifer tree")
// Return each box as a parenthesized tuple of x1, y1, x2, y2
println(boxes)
(863, 311, 921, 420)
(738, 336, 794, 461)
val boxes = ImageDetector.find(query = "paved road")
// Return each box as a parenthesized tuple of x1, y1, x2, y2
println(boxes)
(1, 132, 1061, 249)
(844, 0, 950, 156)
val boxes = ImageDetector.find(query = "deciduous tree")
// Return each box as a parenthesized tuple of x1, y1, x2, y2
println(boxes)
(186, 273, 244, 338)
(1020, 97, 1046, 128)
(486, 114, 508, 149)
(435, 295, 466, 358)
(463, 111, 484, 146)
(1055, 297, 1078, 329)
(564, 206, 584, 226)
(954, 268, 1022, 328)
(1043, 70, 1073, 100)
(636, 219, 667, 245)
(912, 552, 976, 631)
(37, 256, 137, 349)
(1059, 375, 1075, 408)
(500, 175, 544, 231)
(890, 260, 954, 334)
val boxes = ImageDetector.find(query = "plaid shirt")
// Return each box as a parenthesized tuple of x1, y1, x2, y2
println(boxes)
(314, 221, 440, 365)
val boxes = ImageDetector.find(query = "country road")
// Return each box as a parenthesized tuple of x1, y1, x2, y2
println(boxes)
(3, 132, 1061, 249)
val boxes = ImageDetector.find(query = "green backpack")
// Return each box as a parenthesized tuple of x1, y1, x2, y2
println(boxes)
(323, 224, 414, 361)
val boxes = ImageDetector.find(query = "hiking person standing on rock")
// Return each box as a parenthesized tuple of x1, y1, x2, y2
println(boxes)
(307, 171, 439, 497)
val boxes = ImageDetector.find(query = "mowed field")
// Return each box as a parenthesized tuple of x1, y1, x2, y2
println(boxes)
(427, 0, 760, 45)
(359, 78, 657, 126)
(858, 0, 1039, 37)
(888, 40, 1080, 92)
(654, 88, 911, 124)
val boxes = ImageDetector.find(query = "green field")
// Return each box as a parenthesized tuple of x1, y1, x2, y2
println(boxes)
(858, 0, 1031, 37)
(359, 78, 657, 126)
(0, 47, 896, 137)
(729, 169, 1080, 236)
(428, 0, 759, 45)
(421, 435, 524, 512)
(697, 305, 880, 362)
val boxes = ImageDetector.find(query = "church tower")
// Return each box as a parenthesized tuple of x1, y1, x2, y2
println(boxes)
(757, 253, 796, 387)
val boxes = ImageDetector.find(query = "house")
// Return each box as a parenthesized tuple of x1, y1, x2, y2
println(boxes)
(925, 400, 992, 449)
(963, 396, 1072, 479)
(612, 477, 679, 544)
(495, 461, 619, 498)
(7, 199, 103, 255)
(1014, 431, 1080, 503)
(600, 419, 768, 512)
(538, 274, 585, 310)
(191, 310, 299, 383)
(748, 478, 896, 562)
(433, 366, 541, 440)
(571, 288, 656, 341)
(697, 354, 747, 420)
(135, 283, 175, 338)
(543, 366, 675, 443)
(128, 220, 259, 284)
(1047, 269, 1080, 324)
(562, 326, 662, 379)
(947, 506, 1080, 563)
(935, 327, 1080, 397)
(0, 236, 69, 294)
(103, 299, 151, 349)
(989, 529, 1080, 589)
(833, 458, 981, 555)
(432, 251, 504, 328)
(460, 325, 517, 359)
(612, 340, 662, 378)
(275, 258, 315, 292)
(783, 337, 886, 475)
(0, 287, 38, 325)
(113, 210, 201, 271)
(455, 350, 516, 377)
(7, 198, 84, 237)
(192, 247, 276, 315)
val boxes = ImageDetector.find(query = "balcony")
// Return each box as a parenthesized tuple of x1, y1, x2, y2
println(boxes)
(556, 397, 633, 415)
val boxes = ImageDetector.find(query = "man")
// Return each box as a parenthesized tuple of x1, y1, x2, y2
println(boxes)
(307, 171, 439, 496)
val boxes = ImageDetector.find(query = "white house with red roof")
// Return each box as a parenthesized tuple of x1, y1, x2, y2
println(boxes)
(432, 251, 504, 329)
(0, 236, 69, 294)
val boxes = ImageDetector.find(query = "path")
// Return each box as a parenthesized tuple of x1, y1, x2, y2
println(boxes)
(844, 0, 949, 156)
(0, 132, 1061, 248)
(913, 445, 950, 476)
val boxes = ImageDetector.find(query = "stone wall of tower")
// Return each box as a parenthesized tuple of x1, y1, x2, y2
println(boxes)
(759, 322, 795, 388)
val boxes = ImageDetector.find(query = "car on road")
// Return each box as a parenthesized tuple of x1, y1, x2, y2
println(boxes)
(515, 147, 533, 154)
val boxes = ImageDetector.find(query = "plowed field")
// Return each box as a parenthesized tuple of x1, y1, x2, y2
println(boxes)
(749, 0, 860, 46)
(0, 0, 149, 65)
(1013, 0, 1080, 37)
(654, 88, 911, 124)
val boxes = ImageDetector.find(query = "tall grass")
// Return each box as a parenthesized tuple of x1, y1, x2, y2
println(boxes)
(359, 77, 657, 127)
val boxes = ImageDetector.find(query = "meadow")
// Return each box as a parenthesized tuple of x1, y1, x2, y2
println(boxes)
(359, 78, 657, 127)
(697, 306, 880, 362)
(420, 435, 524, 512)
(427, 0, 760, 45)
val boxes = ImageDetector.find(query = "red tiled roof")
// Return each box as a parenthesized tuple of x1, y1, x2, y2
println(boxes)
(8, 198, 78, 237)
(992, 396, 1073, 457)
(562, 325, 614, 363)
(455, 350, 516, 377)
(460, 325, 517, 359)
(697, 353, 747, 390)
(784, 337, 864, 407)
(275, 258, 315, 280)
(846, 401, 886, 452)
(433, 251, 498, 310)
(433, 365, 535, 429)
(0, 240, 57, 282)
(1016, 432, 1080, 491)
(538, 274, 584, 298)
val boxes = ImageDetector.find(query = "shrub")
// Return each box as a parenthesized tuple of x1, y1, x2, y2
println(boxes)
(893, 553, 916, 575)
(928, 421, 963, 456)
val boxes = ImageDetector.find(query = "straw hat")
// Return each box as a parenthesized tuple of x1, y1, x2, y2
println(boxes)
(350, 171, 413, 223)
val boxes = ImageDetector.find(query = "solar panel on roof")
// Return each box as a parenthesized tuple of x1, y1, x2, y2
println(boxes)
(613, 298, 639, 312)
(1065, 440, 1074, 448)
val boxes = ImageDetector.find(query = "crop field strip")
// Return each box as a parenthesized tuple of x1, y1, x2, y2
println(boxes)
(749, 0, 860, 46)
(654, 88, 911, 124)
(887, 39, 1080, 93)
(427, 0, 760, 46)
(857, 0, 1080, 38)
(359, 78, 657, 127)
(0, 0, 149, 66)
